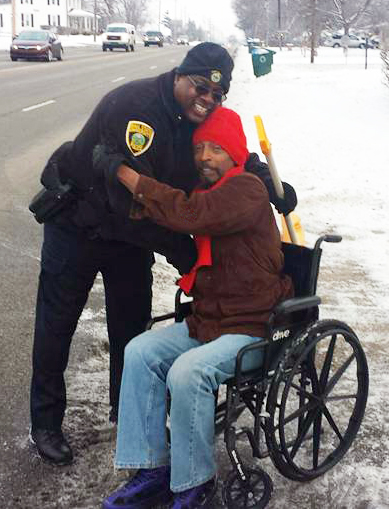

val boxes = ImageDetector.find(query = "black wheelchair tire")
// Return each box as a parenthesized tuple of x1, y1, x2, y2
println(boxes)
(265, 319, 369, 481)
(222, 468, 273, 508)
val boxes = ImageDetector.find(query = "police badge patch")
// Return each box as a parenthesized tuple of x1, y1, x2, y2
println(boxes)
(210, 70, 222, 83)
(125, 120, 155, 156)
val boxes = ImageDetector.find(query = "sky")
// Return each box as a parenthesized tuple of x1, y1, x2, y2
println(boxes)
(149, 0, 243, 40)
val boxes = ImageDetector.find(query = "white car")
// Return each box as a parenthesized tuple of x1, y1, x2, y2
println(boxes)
(177, 35, 189, 45)
(102, 23, 136, 52)
(323, 34, 373, 49)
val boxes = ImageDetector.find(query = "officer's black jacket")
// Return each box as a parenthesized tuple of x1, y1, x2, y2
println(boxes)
(42, 70, 201, 273)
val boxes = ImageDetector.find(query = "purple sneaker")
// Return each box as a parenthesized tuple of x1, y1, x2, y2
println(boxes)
(171, 477, 217, 508)
(102, 466, 172, 509)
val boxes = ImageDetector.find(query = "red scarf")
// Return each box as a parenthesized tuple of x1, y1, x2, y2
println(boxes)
(178, 166, 244, 294)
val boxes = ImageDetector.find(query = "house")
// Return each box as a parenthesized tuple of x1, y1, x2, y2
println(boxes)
(0, 0, 97, 36)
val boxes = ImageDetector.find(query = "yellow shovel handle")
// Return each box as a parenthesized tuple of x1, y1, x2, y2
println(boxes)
(254, 115, 299, 244)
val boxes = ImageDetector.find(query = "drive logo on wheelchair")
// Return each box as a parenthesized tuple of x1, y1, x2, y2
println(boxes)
(272, 328, 290, 341)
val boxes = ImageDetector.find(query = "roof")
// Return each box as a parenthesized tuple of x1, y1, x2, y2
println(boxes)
(68, 8, 95, 18)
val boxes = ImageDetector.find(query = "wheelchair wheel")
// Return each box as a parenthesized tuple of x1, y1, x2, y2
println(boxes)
(265, 319, 368, 481)
(223, 468, 273, 509)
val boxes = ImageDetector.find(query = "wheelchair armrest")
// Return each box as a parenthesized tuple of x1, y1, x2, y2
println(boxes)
(146, 312, 176, 330)
(272, 296, 321, 317)
(234, 340, 269, 388)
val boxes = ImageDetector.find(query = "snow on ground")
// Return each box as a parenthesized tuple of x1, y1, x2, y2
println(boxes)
(13, 43, 389, 508)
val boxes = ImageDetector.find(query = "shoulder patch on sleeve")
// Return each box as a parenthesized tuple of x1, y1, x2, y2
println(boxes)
(125, 120, 155, 157)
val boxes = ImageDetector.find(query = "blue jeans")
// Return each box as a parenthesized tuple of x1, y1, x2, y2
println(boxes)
(115, 321, 264, 492)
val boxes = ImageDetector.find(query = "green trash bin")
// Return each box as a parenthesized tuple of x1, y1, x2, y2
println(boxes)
(251, 48, 276, 77)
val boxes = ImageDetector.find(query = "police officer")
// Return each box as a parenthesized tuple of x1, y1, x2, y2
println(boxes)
(29, 42, 296, 466)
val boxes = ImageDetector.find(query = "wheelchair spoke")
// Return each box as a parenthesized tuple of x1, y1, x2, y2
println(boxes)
(289, 382, 321, 402)
(326, 393, 358, 401)
(290, 407, 319, 459)
(280, 399, 318, 427)
(312, 408, 323, 469)
(324, 352, 356, 397)
(322, 405, 344, 442)
(319, 334, 337, 391)
(305, 354, 322, 397)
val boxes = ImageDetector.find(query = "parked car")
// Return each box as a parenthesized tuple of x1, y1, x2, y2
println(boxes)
(102, 23, 136, 52)
(370, 35, 380, 49)
(323, 33, 373, 49)
(177, 35, 189, 45)
(143, 31, 164, 47)
(10, 30, 63, 62)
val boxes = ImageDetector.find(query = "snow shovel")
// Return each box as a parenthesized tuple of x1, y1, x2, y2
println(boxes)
(254, 115, 305, 246)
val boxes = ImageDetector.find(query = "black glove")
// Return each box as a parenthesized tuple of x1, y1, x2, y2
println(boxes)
(92, 144, 128, 185)
(271, 181, 297, 215)
(165, 234, 198, 275)
(245, 152, 297, 215)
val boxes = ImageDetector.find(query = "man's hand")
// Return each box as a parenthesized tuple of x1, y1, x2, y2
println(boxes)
(245, 152, 297, 215)
(117, 165, 140, 193)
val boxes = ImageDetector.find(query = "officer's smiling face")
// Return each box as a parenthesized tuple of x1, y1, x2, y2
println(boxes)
(174, 74, 225, 124)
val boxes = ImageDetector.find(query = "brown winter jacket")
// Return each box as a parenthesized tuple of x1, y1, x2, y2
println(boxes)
(131, 171, 294, 342)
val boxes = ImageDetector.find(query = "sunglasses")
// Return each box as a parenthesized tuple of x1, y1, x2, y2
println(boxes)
(187, 75, 226, 104)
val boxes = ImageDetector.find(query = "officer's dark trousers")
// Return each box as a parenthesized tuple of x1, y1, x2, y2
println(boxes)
(30, 223, 153, 431)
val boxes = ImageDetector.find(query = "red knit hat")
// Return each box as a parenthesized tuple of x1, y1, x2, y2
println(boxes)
(192, 106, 249, 166)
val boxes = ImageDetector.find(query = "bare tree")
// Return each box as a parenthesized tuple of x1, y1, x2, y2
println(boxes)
(232, 0, 271, 39)
(96, 0, 117, 25)
(329, 0, 374, 34)
(118, 0, 149, 27)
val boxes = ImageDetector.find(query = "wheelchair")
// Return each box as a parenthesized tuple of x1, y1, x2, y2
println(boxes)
(147, 234, 369, 508)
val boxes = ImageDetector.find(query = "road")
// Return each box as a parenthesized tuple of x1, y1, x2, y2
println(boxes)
(0, 44, 189, 509)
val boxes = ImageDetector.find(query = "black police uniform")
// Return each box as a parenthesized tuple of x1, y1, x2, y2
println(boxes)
(31, 70, 201, 431)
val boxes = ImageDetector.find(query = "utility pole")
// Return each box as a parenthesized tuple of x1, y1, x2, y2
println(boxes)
(158, 0, 161, 31)
(310, 0, 317, 63)
(93, 0, 97, 42)
(11, 0, 16, 38)
(277, 0, 282, 50)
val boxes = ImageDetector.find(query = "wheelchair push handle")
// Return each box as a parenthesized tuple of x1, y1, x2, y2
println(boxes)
(323, 234, 342, 243)
(314, 234, 342, 251)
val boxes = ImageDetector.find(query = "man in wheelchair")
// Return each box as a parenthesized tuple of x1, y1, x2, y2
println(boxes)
(101, 106, 293, 509)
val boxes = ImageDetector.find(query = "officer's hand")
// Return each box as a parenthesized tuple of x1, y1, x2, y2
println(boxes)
(244, 152, 269, 180)
(165, 235, 197, 275)
(92, 144, 127, 185)
(244, 152, 297, 215)
(272, 182, 297, 216)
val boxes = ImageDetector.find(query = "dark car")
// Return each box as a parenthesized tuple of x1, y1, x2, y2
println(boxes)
(10, 30, 63, 62)
(143, 31, 164, 47)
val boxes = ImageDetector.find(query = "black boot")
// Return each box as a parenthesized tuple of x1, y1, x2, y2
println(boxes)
(29, 428, 73, 465)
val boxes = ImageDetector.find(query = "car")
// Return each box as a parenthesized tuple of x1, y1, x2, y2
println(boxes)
(10, 29, 63, 62)
(177, 35, 189, 45)
(370, 35, 380, 48)
(143, 31, 164, 47)
(102, 23, 136, 52)
(323, 33, 373, 49)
